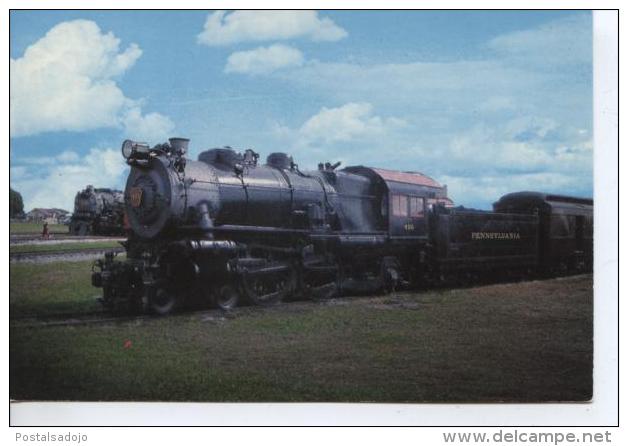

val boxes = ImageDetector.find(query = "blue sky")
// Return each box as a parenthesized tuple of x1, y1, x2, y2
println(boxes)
(10, 10, 592, 211)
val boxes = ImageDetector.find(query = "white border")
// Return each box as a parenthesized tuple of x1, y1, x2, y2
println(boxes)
(4, 4, 620, 429)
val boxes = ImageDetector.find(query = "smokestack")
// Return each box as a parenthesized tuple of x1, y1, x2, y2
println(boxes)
(169, 137, 190, 155)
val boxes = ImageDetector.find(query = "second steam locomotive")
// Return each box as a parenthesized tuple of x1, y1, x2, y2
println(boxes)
(92, 138, 593, 314)
(69, 185, 125, 236)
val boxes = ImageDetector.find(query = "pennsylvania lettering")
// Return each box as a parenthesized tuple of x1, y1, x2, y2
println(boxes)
(471, 232, 521, 240)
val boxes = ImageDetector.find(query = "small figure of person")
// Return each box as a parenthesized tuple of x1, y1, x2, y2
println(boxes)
(42, 222, 49, 240)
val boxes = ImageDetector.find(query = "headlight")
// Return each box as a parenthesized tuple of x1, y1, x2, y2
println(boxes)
(121, 139, 134, 159)
(121, 140, 150, 160)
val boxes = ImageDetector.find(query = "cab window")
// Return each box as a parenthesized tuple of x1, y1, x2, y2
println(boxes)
(409, 197, 424, 217)
(392, 194, 408, 217)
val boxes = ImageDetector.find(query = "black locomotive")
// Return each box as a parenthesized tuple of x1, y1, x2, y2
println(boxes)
(69, 185, 125, 236)
(92, 138, 593, 314)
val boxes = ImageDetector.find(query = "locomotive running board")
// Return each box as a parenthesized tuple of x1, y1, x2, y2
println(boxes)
(212, 225, 310, 234)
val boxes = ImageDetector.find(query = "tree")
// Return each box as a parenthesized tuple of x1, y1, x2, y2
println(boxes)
(10, 188, 24, 218)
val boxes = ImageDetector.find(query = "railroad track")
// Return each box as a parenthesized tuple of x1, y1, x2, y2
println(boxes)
(10, 235, 125, 244)
(10, 246, 125, 262)
(10, 234, 69, 242)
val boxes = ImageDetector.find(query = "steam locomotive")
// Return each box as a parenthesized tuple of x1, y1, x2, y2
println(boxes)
(69, 185, 125, 236)
(92, 138, 593, 314)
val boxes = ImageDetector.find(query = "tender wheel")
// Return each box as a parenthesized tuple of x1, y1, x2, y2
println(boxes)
(213, 284, 240, 311)
(148, 287, 178, 315)
(242, 267, 296, 306)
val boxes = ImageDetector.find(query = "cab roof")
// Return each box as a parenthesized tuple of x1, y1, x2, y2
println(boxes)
(342, 165, 450, 200)
(370, 168, 442, 188)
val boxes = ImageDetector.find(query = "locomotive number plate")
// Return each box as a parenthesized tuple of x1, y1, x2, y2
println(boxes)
(129, 187, 143, 208)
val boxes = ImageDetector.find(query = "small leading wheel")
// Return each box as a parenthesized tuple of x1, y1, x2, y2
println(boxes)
(213, 284, 240, 311)
(148, 286, 179, 315)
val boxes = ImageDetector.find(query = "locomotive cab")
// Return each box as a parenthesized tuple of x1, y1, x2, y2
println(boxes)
(388, 186, 427, 238)
(341, 166, 452, 239)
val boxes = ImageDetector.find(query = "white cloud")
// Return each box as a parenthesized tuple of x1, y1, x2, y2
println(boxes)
(56, 150, 80, 163)
(260, 15, 590, 124)
(10, 19, 174, 138)
(273, 59, 550, 111)
(286, 102, 406, 145)
(11, 147, 128, 211)
(225, 44, 304, 75)
(12, 150, 83, 166)
(197, 10, 347, 46)
(446, 118, 592, 175)
(478, 96, 516, 112)
(10, 166, 27, 179)
(121, 107, 175, 142)
(487, 14, 592, 65)
(258, 14, 593, 209)
(440, 171, 590, 209)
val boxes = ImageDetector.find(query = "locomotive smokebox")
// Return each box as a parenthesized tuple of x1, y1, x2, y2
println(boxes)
(169, 137, 190, 155)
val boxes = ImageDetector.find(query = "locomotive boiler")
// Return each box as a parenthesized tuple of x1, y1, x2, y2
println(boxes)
(69, 185, 125, 236)
(92, 137, 592, 315)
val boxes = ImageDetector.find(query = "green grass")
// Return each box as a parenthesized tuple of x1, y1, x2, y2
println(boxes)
(9, 268, 593, 402)
(10, 240, 122, 254)
(10, 222, 68, 234)
(10, 260, 102, 318)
